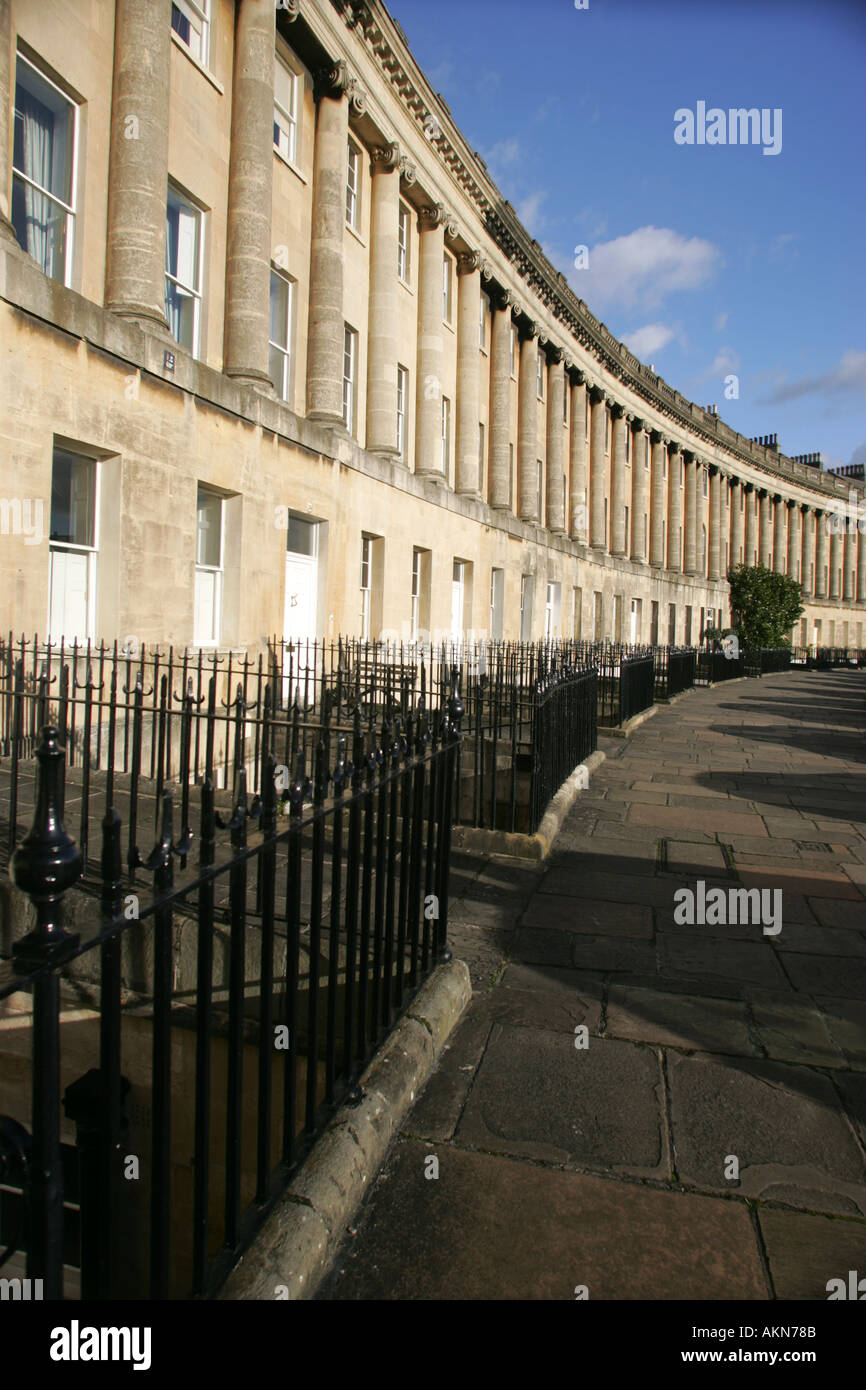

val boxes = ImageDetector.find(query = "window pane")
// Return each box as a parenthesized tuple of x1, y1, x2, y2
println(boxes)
(286, 514, 317, 556)
(13, 61, 74, 204)
(166, 192, 199, 289)
(270, 271, 289, 348)
(196, 489, 222, 567)
(12, 179, 68, 280)
(269, 342, 287, 397)
(50, 450, 95, 547)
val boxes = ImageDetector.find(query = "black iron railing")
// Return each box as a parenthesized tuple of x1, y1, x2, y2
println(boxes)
(0, 675, 463, 1300)
(597, 647, 656, 727)
(529, 665, 597, 833)
(653, 647, 698, 700)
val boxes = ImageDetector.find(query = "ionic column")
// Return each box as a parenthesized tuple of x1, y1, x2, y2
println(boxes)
(104, 0, 172, 328)
(589, 387, 607, 549)
(708, 466, 722, 580)
(858, 526, 866, 604)
(365, 143, 401, 455)
(773, 496, 786, 574)
(787, 500, 800, 581)
(815, 511, 829, 598)
(744, 484, 757, 565)
(683, 453, 698, 575)
(546, 349, 566, 533)
(667, 444, 683, 572)
(759, 491, 772, 567)
(224, 0, 276, 386)
(610, 405, 627, 556)
(630, 418, 648, 562)
(518, 321, 539, 521)
(0, 0, 19, 242)
(307, 64, 358, 421)
(843, 526, 856, 602)
(414, 204, 446, 479)
(569, 371, 588, 540)
(488, 288, 512, 510)
(801, 507, 814, 596)
(455, 250, 484, 493)
(649, 430, 666, 567)
(730, 479, 744, 566)
(830, 526, 843, 599)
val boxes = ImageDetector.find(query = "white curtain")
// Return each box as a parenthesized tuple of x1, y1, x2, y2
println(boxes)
(18, 88, 55, 274)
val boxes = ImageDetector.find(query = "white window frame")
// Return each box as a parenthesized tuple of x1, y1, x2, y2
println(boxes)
(165, 182, 204, 357)
(536, 352, 544, 400)
(342, 324, 357, 433)
(536, 458, 543, 520)
(604, 410, 611, 453)
(47, 448, 100, 643)
(194, 485, 224, 649)
(442, 253, 453, 323)
(397, 202, 410, 282)
(274, 52, 299, 166)
(451, 559, 466, 638)
(171, 0, 210, 67)
(346, 140, 360, 229)
(441, 395, 451, 477)
(509, 323, 516, 377)
(360, 534, 373, 640)
(269, 266, 294, 402)
(479, 292, 488, 349)
(397, 364, 409, 460)
(411, 546, 423, 641)
(12, 52, 79, 288)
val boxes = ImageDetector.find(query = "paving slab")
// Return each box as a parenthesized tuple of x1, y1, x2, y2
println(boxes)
(455, 1024, 667, 1176)
(666, 1053, 866, 1216)
(520, 893, 654, 938)
(318, 1141, 767, 1300)
(758, 1208, 866, 1300)
(605, 984, 756, 1056)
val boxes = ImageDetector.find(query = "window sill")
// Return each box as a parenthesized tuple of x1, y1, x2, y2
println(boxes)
(274, 149, 308, 185)
(346, 224, 366, 249)
(398, 277, 414, 295)
(170, 31, 224, 93)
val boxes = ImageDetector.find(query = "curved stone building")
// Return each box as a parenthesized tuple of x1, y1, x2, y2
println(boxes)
(1, 0, 863, 653)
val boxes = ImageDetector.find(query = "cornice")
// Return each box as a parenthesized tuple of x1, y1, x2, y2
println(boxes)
(330, 1, 861, 507)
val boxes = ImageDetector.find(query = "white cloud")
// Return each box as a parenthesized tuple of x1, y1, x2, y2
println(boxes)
(759, 349, 866, 404)
(622, 323, 676, 360)
(517, 190, 547, 236)
(714, 311, 728, 332)
(573, 226, 722, 314)
(694, 346, 740, 383)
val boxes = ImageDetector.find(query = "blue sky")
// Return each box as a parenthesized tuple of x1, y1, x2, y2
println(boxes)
(388, 0, 866, 471)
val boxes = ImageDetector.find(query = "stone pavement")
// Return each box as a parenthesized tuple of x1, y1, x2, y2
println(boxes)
(317, 670, 866, 1300)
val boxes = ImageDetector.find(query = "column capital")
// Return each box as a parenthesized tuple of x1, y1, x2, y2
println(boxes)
(708, 462, 719, 478)
(517, 314, 539, 340)
(568, 365, 587, 386)
(786, 496, 798, 510)
(545, 344, 564, 365)
(681, 448, 695, 464)
(491, 285, 513, 312)
(398, 153, 417, 186)
(418, 201, 445, 231)
(649, 428, 665, 445)
(668, 440, 682, 456)
(457, 248, 483, 276)
(370, 141, 401, 174)
(610, 402, 625, 420)
(588, 384, 606, 405)
(630, 416, 646, 433)
(315, 61, 366, 114)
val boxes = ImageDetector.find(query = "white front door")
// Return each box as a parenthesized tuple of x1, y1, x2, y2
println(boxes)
(48, 547, 93, 642)
(284, 553, 317, 643)
(451, 561, 464, 638)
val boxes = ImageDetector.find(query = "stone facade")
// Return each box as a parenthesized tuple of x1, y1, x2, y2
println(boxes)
(1, 0, 864, 656)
